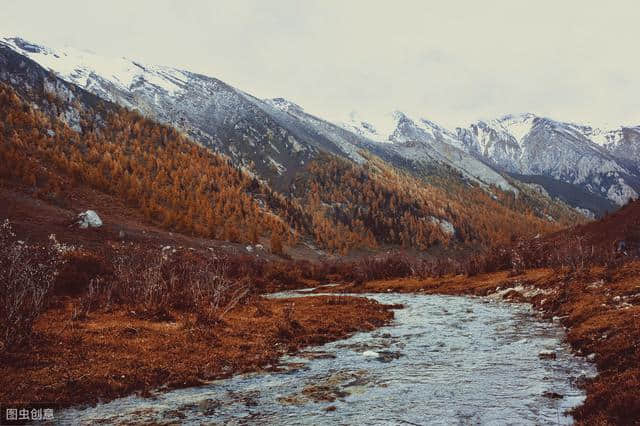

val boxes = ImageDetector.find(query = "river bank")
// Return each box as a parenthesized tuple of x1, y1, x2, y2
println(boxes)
(0, 295, 395, 408)
(320, 261, 640, 425)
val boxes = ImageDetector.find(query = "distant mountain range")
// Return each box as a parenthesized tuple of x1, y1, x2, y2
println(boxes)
(2, 36, 638, 219)
(346, 111, 640, 216)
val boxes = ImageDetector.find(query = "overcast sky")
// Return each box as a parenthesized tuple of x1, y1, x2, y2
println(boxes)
(2, 0, 639, 128)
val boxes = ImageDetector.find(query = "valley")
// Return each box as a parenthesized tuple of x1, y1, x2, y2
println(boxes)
(0, 31, 639, 426)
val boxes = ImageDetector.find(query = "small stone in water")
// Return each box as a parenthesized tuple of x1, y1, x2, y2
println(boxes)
(543, 391, 563, 399)
(539, 351, 556, 360)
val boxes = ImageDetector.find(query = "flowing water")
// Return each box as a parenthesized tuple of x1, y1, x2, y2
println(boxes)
(59, 292, 597, 425)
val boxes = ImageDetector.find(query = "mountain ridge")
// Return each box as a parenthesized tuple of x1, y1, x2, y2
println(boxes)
(2, 35, 637, 218)
(0, 37, 587, 257)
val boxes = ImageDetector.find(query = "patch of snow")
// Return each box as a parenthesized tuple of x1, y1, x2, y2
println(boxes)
(288, 136, 305, 153)
(606, 181, 638, 205)
(267, 156, 285, 175)
(264, 97, 304, 114)
(498, 113, 536, 144)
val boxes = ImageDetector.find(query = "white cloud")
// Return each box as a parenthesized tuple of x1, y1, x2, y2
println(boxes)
(2, 0, 639, 128)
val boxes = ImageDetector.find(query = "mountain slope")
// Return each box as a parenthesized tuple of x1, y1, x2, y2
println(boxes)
(0, 36, 370, 191)
(0, 80, 308, 246)
(3, 36, 638, 219)
(346, 110, 639, 216)
(457, 114, 640, 210)
(0, 36, 522, 197)
(0, 40, 585, 256)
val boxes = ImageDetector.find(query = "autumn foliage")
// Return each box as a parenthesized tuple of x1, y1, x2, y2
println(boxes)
(0, 81, 582, 255)
(295, 153, 577, 253)
(0, 84, 302, 248)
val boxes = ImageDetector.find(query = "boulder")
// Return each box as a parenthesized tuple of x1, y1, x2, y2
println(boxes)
(76, 210, 102, 229)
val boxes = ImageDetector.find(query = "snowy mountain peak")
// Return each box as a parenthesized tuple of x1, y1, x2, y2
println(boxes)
(389, 111, 463, 149)
(3, 36, 47, 54)
(1, 36, 191, 101)
(391, 110, 409, 122)
(338, 111, 399, 143)
(2, 35, 638, 214)
(496, 112, 537, 123)
(490, 113, 537, 145)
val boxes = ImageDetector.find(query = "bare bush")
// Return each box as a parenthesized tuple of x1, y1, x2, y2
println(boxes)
(347, 252, 415, 284)
(0, 220, 63, 353)
(72, 277, 110, 320)
(181, 257, 250, 324)
(509, 240, 526, 277)
(75, 247, 251, 324)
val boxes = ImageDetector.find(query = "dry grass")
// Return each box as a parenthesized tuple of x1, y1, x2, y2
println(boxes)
(0, 295, 394, 407)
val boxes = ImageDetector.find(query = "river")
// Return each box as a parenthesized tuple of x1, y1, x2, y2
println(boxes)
(59, 292, 596, 425)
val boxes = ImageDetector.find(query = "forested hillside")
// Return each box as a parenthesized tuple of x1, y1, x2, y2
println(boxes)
(294, 153, 582, 253)
(0, 84, 307, 248)
(0, 81, 586, 256)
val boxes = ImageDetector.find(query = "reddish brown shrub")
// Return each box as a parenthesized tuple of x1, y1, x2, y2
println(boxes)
(0, 220, 62, 353)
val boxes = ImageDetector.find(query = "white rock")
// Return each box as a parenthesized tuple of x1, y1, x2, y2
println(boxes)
(76, 210, 102, 229)
(246, 246, 254, 252)
(587, 353, 597, 361)
(362, 350, 379, 358)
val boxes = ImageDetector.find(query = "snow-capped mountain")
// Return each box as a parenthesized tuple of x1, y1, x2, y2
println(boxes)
(0, 36, 518, 196)
(379, 111, 517, 192)
(456, 113, 536, 171)
(581, 125, 640, 173)
(340, 112, 396, 144)
(343, 110, 640, 214)
(2, 35, 638, 217)
(456, 114, 640, 209)
(0, 37, 331, 189)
